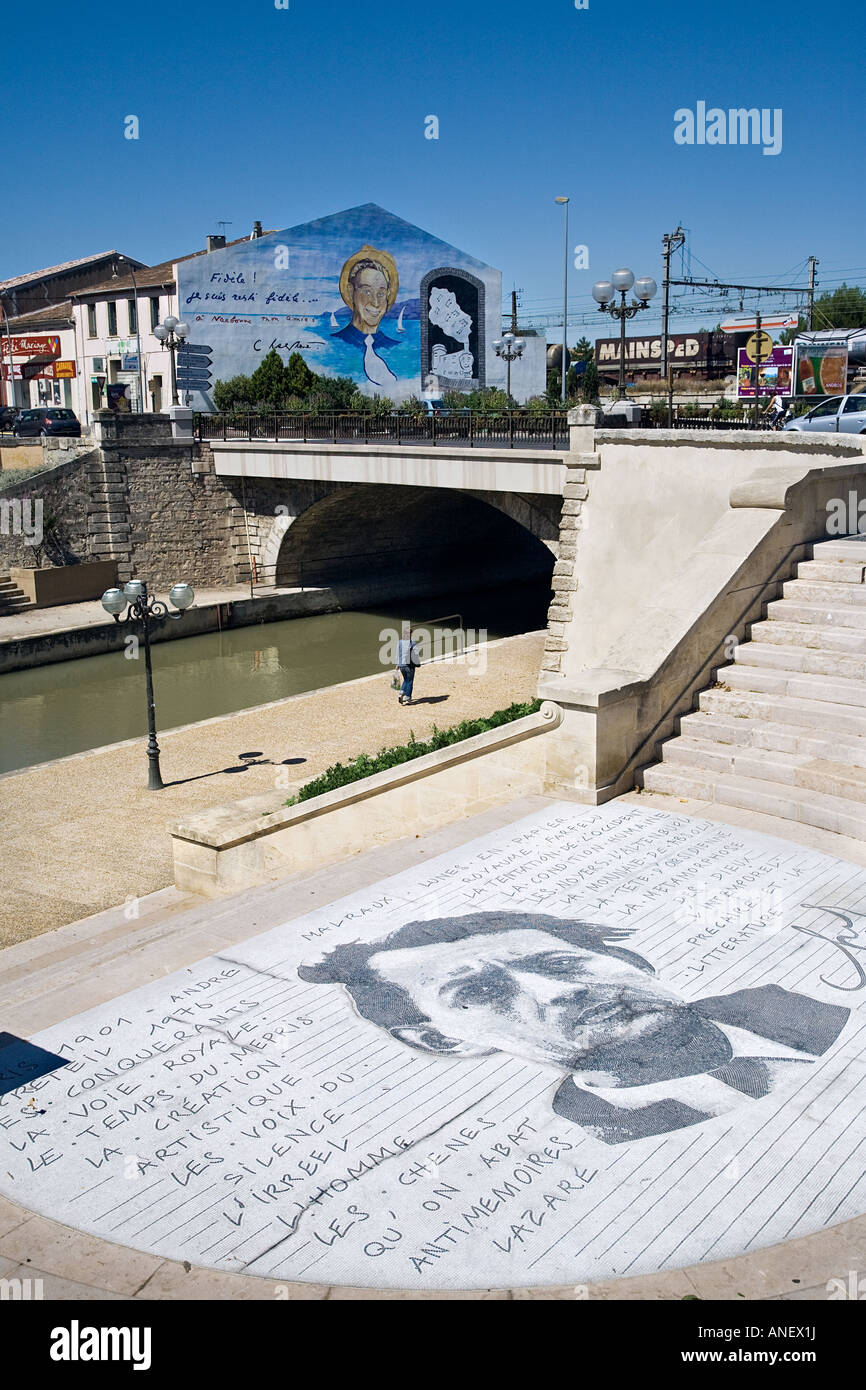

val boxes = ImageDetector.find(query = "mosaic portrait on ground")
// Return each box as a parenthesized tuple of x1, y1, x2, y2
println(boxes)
(1, 803, 865, 1290)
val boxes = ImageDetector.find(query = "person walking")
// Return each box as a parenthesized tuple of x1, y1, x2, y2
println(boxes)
(396, 629, 421, 705)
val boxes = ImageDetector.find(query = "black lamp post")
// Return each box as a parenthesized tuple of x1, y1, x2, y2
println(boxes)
(593, 269, 658, 399)
(153, 316, 190, 406)
(101, 579, 195, 789)
(492, 331, 526, 402)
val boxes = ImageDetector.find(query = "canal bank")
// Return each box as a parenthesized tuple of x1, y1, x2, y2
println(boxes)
(0, 583, 339, 675)
(0, 630, 546, 947)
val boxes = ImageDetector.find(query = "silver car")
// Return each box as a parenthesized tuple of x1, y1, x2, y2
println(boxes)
(783, 393, 866, 434)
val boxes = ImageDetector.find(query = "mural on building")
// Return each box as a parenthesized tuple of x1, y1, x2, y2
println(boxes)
(176, 204, 503, 407)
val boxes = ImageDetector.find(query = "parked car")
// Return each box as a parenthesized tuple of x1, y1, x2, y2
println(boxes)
(0, 405, 19, 432)
(12, 407, 81, 438)
(783, 394, 866, 434)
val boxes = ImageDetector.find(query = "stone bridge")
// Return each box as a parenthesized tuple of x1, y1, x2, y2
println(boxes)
(197, 436, 566, 608)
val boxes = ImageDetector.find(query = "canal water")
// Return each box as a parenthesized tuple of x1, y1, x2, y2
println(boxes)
(0, 585, 547, 774)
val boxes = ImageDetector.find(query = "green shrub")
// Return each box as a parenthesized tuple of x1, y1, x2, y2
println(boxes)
(285, 699, 543, 806)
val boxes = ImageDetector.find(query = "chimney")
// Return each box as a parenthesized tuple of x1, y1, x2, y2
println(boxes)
(251, 221, 263, 239)
(206, 234, 226, 252)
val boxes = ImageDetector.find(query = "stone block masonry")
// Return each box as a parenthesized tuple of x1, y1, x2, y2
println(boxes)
(541, 458, 592, 678)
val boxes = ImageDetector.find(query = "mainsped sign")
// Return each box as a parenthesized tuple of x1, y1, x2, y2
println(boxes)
(176, 203, 506, 408)
(594, 332, 735, 372)
(2, 803, 864, 1290)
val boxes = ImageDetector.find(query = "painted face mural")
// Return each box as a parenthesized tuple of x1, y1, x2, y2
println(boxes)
(298, 911, 850, 1146)
(333, 246, 400, 387)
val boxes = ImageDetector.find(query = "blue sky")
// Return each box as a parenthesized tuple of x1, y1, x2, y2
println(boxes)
(3, 0, 863, 338)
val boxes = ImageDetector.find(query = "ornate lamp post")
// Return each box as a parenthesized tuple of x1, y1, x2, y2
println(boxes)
(493, 331, 525, 402)
(153, 316, 190, 406)
(593, 269, 657, 399)
(101, 579, 195, 789)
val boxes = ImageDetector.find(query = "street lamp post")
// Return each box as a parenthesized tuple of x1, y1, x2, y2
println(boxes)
(101, 579, 195, 789)
(593, 268, 657, 399)
(493, 331, 525, 402)
(555, 196, 569, 404)
(153, 316, 190, 406)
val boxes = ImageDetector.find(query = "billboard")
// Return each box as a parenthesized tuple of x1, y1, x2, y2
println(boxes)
(794, 339, 849, 396)
(176, 204, 507, 409)
(736, 345, 794, 398)
(594, 331, 735, 373)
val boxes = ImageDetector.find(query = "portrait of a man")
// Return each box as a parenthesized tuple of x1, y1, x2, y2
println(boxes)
(332, 245, 399, 386)
(298, 911, 850, 1146)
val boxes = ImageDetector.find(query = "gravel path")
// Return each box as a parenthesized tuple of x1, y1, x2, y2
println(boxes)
(0, 631, 545, 947)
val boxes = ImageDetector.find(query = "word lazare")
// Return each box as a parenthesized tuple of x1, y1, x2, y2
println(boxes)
(50, 1322, 151, 1371)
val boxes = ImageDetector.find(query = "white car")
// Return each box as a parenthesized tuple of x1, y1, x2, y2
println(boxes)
(783, 393, 866, 434)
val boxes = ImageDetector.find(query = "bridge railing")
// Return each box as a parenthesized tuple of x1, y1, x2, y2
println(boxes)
(194, 412, 570, 449)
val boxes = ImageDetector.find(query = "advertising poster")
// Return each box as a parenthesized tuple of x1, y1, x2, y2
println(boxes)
(736, 345, 794, 398)
(795, 339, 849, 396)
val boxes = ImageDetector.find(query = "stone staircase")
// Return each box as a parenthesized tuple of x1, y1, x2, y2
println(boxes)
(642, 535, 866, 838)
(0, 571, 32, 616)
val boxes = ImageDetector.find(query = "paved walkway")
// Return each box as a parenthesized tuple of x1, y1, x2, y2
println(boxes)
(0, 631, 545, 946)
(1, 793, 862, 1300)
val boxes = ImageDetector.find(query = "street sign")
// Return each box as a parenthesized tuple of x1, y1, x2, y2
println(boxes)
(176, 343, 213, 356)
(721, 313, 798, 334)
(177, 375, 212, 388)
(175, 358, 211, 375)
(745, 331, 774, 364)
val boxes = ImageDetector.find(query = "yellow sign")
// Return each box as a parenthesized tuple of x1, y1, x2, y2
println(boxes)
(53, 360, 76, 379)
(745, 331, 773, 364)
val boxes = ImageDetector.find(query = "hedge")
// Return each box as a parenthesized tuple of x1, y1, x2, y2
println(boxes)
(284, 699, 543, 806)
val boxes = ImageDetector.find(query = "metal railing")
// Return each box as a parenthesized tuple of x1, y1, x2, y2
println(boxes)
(195, 411, 569, 449)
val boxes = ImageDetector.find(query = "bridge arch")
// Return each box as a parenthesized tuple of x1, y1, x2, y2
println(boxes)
(269, 483, 557, 611)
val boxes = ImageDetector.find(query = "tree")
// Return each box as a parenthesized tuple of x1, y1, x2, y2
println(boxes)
(249, 349, 289, 409)
(780, 284, 866, 343)
(579, 359, 600, 403)
(308, 375, 356, 412)
(284, 351, 314, 398)
(572, 336, 593, 363)
(212, 374, 256, 413)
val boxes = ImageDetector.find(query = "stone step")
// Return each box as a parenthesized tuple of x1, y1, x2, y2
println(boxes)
(749, 619, 866, 654)
(812, 536, 866, 561)
(722, 662, 866, 709)
(661, 737, 866, 804)
(679, 708, 866, 767)
(698, 687, 866, 738)
(641, 765, 866, 838)
(765, 599, 866, 631)
(783, 578, 866, 606)
(733, 640, 866, 680)
(796, 558, 866, 584)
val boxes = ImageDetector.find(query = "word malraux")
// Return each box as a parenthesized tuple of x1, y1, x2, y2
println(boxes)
(674, 102, 782, 156)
